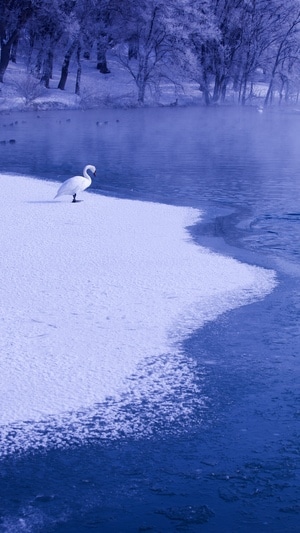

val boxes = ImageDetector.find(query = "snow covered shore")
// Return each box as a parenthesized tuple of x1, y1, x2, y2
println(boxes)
(0, 174, 276, 455)
(0, 58, 202, 112)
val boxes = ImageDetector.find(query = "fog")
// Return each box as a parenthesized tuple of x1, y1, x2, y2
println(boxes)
(1, 106, 300, 209)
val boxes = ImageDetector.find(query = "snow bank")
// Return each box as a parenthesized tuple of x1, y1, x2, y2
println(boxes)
(0, 174, 276, 455)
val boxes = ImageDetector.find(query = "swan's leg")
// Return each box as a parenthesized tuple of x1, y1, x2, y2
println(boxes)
(72, 194, 77, 203)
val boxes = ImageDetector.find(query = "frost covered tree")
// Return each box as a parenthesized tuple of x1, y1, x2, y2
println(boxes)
(0, 0, 35, 83)
(31, 0, 70, 88)
(263, 0, 300, 105)
(2, 0, 300, 105)
(231, 0, 269, 104)
(114, 0, 192, 103)
(188, 0, 300, 105)
(171, 0, 219, 105)
(57, 1, 85, 92)
(58, 0, 120, 94)
(207, 0, 249, 103)
(93, 0, 118, 74)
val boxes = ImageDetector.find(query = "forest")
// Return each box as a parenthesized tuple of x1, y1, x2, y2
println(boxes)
(1, 0, 300, 106)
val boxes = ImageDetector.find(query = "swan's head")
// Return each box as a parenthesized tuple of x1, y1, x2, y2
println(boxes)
(85, 164, 96, 176)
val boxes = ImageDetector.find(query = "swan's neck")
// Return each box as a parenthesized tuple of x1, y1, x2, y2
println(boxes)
(83, 166, 92, 179)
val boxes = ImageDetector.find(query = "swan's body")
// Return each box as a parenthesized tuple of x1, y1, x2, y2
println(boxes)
(55, 164, 96, 202)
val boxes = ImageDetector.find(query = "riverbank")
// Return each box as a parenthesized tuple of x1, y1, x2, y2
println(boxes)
(0, 56, 204, 112)
(0, 172, 276, 456)
(0, 54, 276, 112)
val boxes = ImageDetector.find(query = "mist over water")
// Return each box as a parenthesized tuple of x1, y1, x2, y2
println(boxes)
(1, 106, 299, 532)
(2, 105, 300, 263)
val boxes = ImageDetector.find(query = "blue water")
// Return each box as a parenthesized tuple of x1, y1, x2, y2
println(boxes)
(0, 106, 299, 532)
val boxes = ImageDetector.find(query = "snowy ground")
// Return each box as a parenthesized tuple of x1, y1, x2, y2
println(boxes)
(0, 173, 276, 456)
(0, 55, 203, 112)
(0, 53, 271, 113)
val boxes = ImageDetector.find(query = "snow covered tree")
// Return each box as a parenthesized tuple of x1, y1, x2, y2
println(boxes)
(171, 0, 219, 105)
(0, 0, 35, 82)
(2, 0, 300, 105)
(206, 0, 248, 102)
(114, 0, 190, 104)
(57, 1, 83, 91)
(231, 0, 269, 104)
(28, 0, 69, 87)
(93, 0, 117, 74)
(57, 0, 121, 94)
(263, 0, 300, 105)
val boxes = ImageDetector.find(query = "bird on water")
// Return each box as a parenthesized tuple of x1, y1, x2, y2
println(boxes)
(55, 164, 96, 202)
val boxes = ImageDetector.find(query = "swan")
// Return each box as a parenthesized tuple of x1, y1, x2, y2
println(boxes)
(55, 164, 96, 202)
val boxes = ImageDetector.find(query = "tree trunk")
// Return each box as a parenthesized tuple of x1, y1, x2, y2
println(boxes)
(200, 73, 211, 105)
(137, 82, 146, 104)
(83, 34, 93, 60)
(58, 40, 77, 90)
(0, 30, 20, 82)
(10, 37, 18, 63)
(137, 67, 146, 103)
(200, 84, 210, 105)
(34, 45, 44, 77)
(137, 56, 149, 104)
(285, 79, 290, 103)
(128, 34, 139, 60)
(75, 44, 82, 95)
(212, 73, 223, 102)
(0, 41, 11, 83)
(41, 49, 53, 88)
(220, 80, 227, 102)
(27, 31, 35, 69)
(97, 39, 110, 73)
(264, 40, 285, 106)
(264, 77, 274, 106)
(200, 44, 211, 105)
(241, 76, 248, 105)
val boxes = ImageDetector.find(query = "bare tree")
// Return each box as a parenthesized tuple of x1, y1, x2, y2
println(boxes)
(115, 0, 185, 104)
(264, 1, 300, 106)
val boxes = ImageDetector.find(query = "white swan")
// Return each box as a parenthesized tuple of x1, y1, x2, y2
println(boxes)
(55, 164, 96, 203)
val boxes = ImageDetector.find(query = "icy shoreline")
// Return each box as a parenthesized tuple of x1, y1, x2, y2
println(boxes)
(0, 174, 276, 455)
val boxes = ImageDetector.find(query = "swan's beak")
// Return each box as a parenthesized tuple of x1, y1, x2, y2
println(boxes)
(94, 171, 96, 176)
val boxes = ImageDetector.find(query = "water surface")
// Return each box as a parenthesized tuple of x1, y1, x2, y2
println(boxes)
(2, 105, 300, 260)
(0, 106, 299, 532)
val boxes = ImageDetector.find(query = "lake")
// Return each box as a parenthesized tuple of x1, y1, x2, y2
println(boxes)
(0, 106, 299, 532)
